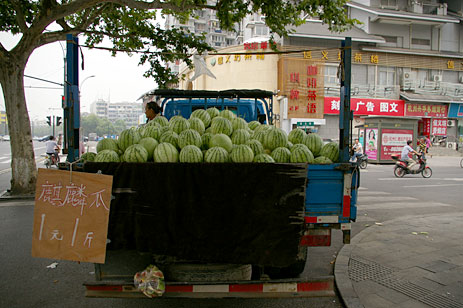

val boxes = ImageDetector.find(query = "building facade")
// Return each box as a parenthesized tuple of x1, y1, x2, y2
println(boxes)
(90, 100, 142, 128)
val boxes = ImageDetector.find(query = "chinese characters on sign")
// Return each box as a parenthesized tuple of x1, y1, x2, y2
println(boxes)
(431, 118, 448, 136)
(380, 129, 414, 161)
(32, 169, 113, 264)
(405, 103, 448, 118)
(324, 97, 405, 116)
(243, 41, 269, 50)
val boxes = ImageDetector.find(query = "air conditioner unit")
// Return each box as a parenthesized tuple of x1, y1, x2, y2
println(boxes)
(433, 75, 442, 82)
(400, 71, 416, 87)
(448, 142, 457, 150)
(447, 120, 455, 127)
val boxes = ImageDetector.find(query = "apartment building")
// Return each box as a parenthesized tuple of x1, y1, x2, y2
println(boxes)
(90, 100, 142, 128)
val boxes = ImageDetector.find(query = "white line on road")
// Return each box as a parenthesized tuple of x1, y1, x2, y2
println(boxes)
(403, 183, 463, 188)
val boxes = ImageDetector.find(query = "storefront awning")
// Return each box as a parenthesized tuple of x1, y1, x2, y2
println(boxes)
(400, 92, 455, 103)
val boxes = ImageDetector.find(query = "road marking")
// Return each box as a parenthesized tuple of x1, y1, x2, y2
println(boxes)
(358, 196, 418, 202)
(403, 183, 463, 188)
(378, 177, 463, 181)
(0, 157, 46, 175)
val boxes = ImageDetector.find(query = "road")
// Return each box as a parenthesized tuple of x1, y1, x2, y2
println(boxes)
(0, 147, 462, 307)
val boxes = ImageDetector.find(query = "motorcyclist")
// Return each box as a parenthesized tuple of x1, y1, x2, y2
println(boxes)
(351, 138, 363, 162)
(401, 140, 420, 170)
(45, 136, 60, 165)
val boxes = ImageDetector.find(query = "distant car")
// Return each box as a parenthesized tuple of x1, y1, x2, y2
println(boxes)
(33, 136, 40, 141)
(39, 136, 50, 142)
(3, 135, 10, 141)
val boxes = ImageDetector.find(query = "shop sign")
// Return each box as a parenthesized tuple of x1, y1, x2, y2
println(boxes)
(380, 129, 414, 161)
(419, 118, 431, 136)
(243, 41, 269, 50)
(448, 103, 463, 118)
(431, 118, 447, 136)
(405, 103, 447, 118)
(324, 97, 405, 116)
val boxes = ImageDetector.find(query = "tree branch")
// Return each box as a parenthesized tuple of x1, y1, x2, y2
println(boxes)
(11, 0, 29, 33)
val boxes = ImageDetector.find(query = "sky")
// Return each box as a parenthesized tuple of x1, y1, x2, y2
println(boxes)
(0, 31, 157, 123)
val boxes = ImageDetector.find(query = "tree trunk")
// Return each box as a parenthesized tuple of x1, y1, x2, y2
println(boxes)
(0, 60, 37, 195)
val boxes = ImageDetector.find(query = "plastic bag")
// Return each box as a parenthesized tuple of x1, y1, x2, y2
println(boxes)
(134, 264, 165, 298)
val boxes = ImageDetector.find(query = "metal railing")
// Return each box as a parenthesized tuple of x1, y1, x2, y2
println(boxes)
(401, 80, 463, 99)
(324, 83, 400, 99)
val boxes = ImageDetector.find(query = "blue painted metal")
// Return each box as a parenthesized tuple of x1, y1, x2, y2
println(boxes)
(339, 38, 352, 163)
(64, 34, 80, 162)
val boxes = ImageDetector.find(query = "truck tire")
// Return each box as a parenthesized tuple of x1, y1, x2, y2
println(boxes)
(264, 247, 308, 279)
(163, 263, 252, 282)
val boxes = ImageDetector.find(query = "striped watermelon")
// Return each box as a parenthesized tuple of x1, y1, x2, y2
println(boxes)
(303, 133, 323, 156)
(231, 117, 247, 131)
(271, 147, 291, 163)
(231, 129, 250, 145)
(123, 144, 149, 163)
(145, 119, 161, 127)
(118, 129, 141, 152)
(286, 141, 294, 150)
(210, 117, 233, 136)
(245, 139, 264, 155)
(159, 130, 179, 149)
(201, 132, 213, 150)
(96, 138, 119, 153)
(206, 107, 220, 119)
(290, 144, 314, 163)
(204, 146, 229, 163)
(248, 121, 261, 131)
(191, 109, 212, 128)
(81, 152, 96, 162)
(209, 134, 233, 152)
(95, 149, 120, 162)
(169, 116, 190, 134)
(219, 109, 236, 121)
(288, 128, 307, 145)
(320, 142, 340, 162)
(188, 117, 205, 135)
(313, 156, 333, 164)
(138, 137, 158, 160)
(179, 145, 203, 163)
(142, 125, 163, 141)
(153, 116, 169, 127)
(230, 144, 254, 163)
(153, 142, 179, 162)
(264, 128, 288, 151)
(253, 153, 275, 163)
(252, 130, 267, 145)
(178, 129, 202, 149)
(254, 124, 271, 133)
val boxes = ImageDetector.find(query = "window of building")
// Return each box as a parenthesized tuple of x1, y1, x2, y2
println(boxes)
(324, 66, 338, 84)
(255, 25, 268, 36)
(380, 0, 397, 8)
(378, 66, 395, 86)
(383, 36, 397, 43)
(195, 23, 205, 32)
(412, 38, 430, 46)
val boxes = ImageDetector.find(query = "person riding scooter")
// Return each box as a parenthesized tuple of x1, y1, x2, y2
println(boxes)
(351, 138, 363, 162)
(45, 136, 60, 165)
(401, 140, 420, 170)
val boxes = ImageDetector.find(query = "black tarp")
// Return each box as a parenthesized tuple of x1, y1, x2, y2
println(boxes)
(83, 163, 308, 267)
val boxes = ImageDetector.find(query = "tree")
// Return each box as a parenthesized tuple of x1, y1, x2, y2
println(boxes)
(0, 0, 355, 194)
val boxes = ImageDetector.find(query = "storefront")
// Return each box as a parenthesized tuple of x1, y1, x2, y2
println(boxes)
(447, 103, 463, 148)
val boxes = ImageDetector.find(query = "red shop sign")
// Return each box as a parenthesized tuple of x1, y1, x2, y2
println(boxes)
(324, 97, 405, 116)
(405, 104, 448, 118)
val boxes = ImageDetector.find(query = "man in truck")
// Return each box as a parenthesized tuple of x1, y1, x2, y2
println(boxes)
(145, 101, 162, 123)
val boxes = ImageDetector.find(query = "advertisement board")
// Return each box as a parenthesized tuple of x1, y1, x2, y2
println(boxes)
(324, 97, 405, 117)
(365, 128, 378, 160)
(380, 129, 413, 161)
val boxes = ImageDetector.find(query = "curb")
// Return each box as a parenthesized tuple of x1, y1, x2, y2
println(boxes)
(0, 190, 35, 201)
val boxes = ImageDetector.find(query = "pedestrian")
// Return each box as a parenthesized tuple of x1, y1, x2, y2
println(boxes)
(425, 136, 432, 158)
(145, 101, 162, 123)
(418, 138, 426, 159)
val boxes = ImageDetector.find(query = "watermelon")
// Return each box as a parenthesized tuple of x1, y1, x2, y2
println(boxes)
(206, 107, 220, 119)
(264, 128, 288, 151)
(313, 156, 333, 164)
(231, 117, 247, 131)
(81, 152, 96, 162)
(145, 119, 161, 127)
(253, 153, 275, 163)
(230, 144, 254, 163)
(245, 139, 264, 155)
(139, 137, 158, 160)
(118, 129, 141, 152)
(190, 109, 212, 128)
(231, 129, 250, 145)
(286, 141, 294, 150)
(210, 117, 233, 136)
(160, 126, 171, 134)
(95, 149, 120, 162)
(153, 142, 179, 162)
(288, 128, 306, 145)
(201, 132, 213, 150)
(271, 147, 291, 163)
(178, 129, 202, 149)
(153, 116, 169, 127)
(179, 145, 203, 163)
(252, 129, 267, 145)
(142, 125, 163, 141)
(209, 133, 233, 152)
(169, 116, 190, 134)
(219, 109, 236, 121)
(188, 117, 206, 135)
(290, 144, 314, 163)
(303, 133, 323, 157)
(248, 121, 261, 131)
(204, 146, 229, 163)
(254, 124, 271, 133)
(123, 144, 149, 163)
(96, 138, 119, 153)
(320, 142, 340, 162)
(159, 130, 179, 149)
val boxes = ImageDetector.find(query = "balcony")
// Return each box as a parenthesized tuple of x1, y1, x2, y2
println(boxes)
(324, 83, 400, 99)
(401, 80, 463, 100)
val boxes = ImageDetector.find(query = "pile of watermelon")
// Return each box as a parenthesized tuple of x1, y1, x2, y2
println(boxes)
(85, 108, 339, 164)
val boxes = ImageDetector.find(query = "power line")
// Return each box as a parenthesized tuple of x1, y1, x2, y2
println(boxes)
(24, 75, 64, 87)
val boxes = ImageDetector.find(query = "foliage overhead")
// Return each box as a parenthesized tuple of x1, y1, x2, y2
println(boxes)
(0, 0, 355, 87)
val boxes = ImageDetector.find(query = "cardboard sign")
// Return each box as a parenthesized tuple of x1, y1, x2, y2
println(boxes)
(32, 168, 113, 264)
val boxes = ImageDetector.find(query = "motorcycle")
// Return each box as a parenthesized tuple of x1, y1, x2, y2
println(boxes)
(391, 154, 432, 178)
(355, 153, 368, 169)
(43, 152, 59, 169)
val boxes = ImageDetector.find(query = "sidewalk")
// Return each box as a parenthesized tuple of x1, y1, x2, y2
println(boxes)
(335, 213, 463, 308)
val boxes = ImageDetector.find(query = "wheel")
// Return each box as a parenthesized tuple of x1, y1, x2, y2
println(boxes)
(460, 158, 463, 168)
(359, 160, 367, 169)
(421, 167, 432, 178)
(263, 247, 308, 279)
(394, 166, 405, 178)
(44, 159, 50, 169)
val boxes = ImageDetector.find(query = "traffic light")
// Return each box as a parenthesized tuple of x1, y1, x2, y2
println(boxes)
(46, 116, 51, 126)
(56, 116, 62, 126)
